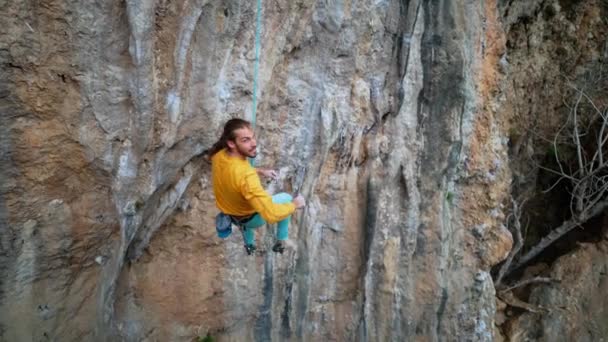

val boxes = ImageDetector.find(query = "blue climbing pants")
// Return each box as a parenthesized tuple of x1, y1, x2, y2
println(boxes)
(241, 193, 292, 246)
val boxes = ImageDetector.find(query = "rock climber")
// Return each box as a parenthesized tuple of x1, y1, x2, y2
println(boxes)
(208, 118, 306, 255)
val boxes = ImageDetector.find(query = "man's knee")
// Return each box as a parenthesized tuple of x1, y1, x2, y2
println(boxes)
(272, 192, 293, 204)
(245, 214, 265, 229)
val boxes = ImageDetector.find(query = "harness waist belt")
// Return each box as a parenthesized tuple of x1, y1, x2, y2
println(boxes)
(230, 214, 255, 225)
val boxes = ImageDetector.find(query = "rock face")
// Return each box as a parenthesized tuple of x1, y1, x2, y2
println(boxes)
(0, 0, 604, 341)
(504, 238, 608, 341)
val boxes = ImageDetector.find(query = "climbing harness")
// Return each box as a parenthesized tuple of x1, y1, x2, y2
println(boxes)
(216, 213, 277, 256)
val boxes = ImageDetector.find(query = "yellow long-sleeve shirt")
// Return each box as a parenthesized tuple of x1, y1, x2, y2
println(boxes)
(211, 149, 295, 223)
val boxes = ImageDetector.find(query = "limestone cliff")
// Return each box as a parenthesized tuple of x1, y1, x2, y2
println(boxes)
(0, 0, 605, 341)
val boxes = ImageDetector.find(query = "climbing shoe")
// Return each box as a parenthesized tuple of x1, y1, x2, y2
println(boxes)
(272, 241, 285, 254)
(244, 244, 257, 255)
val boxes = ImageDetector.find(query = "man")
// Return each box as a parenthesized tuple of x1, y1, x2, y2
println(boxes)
(209, 118, 306, 255)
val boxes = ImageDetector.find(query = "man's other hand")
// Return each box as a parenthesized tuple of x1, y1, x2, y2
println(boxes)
(257, 168, 279, 180)
(293, 194, 306, 209)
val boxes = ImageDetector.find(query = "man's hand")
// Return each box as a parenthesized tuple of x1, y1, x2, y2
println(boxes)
(257, 168, 279, 180)
(293, 194, 306, 209)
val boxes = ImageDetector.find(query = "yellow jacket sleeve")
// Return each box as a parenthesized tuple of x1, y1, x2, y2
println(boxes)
(240, 170, 295, 223)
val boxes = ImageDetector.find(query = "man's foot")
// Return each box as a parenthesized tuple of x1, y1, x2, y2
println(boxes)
(272, 240, 296, 254)
(244, 244, 256, 255)
(272, 241, 284, 254)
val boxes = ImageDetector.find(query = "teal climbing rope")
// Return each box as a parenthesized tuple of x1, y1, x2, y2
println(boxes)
(251, 0, 262, 129)
(249, 0, 262, 167)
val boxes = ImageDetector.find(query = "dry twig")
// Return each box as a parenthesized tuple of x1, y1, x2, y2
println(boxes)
(495, 198, 526, 287)
(499, 276, 557, 293)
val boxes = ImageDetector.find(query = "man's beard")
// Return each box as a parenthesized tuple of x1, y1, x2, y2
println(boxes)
(237, 144, 257, 158)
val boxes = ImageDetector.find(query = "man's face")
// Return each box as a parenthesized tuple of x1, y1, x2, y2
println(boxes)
(228, 127, 257, 158)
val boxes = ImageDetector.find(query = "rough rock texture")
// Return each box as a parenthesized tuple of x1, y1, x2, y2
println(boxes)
(504, 237, 608, 341)
(0, 0, 604, 341)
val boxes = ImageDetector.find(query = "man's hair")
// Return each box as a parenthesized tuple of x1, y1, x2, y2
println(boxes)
(207, 118, 252, 158)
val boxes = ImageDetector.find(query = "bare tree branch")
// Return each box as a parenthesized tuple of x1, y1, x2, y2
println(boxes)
(495, 198, 525, 287)
(505, 85, 608, 276)
(572, 91, 584, 180)
(498, 290, 547, 313)
(499, 276, 557, 293)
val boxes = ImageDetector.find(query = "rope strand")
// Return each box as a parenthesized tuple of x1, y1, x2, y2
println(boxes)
(251, 0, 262, 129)
(250, 0, 262, 166)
